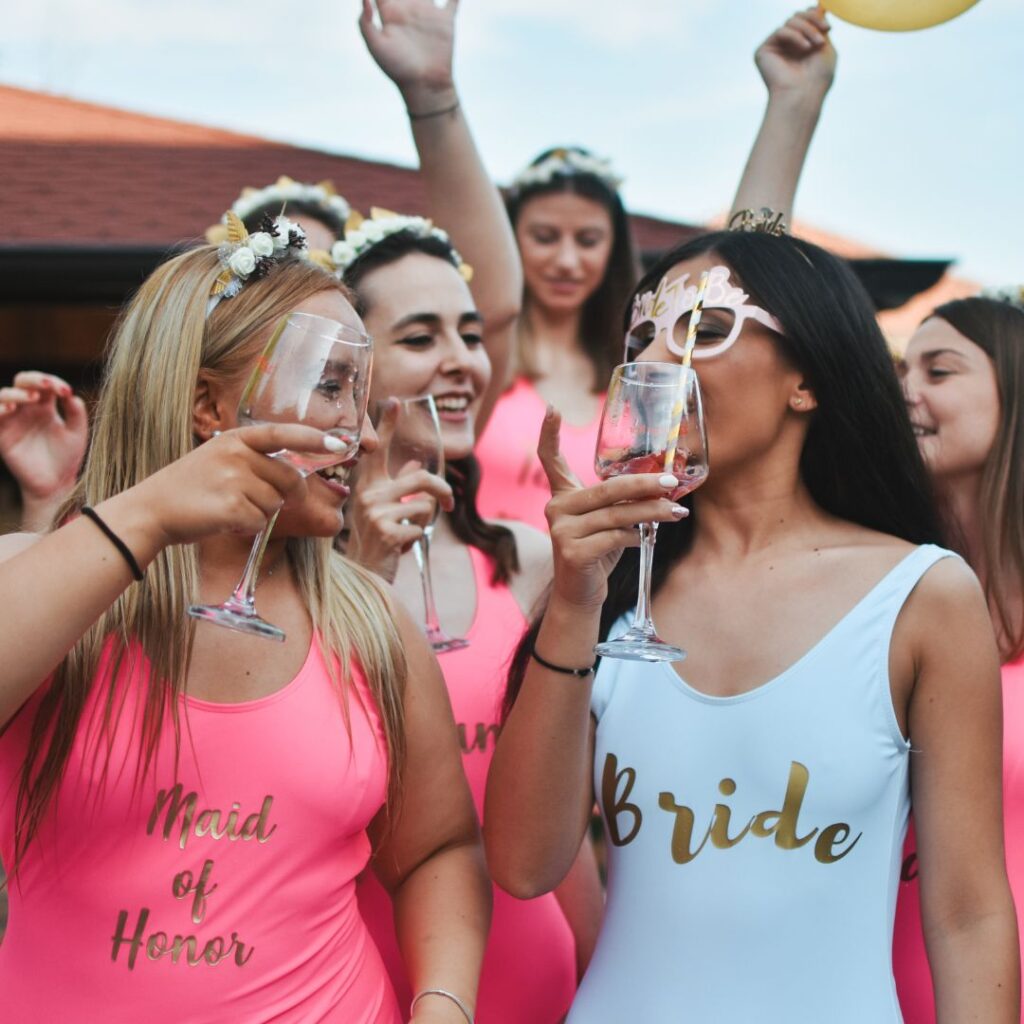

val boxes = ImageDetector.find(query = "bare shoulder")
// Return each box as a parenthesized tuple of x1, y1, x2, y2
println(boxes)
(0, 531, 42, 565)
(498, 520, 552, 574)
(494, 519, 552, 618)
(902, 552, 984, 619)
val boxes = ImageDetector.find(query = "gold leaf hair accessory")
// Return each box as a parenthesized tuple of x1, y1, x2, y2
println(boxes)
(728, 207, 788, 237)
(207, 211, 308, 316)
(510, 148, 623, 195)
(329, 207, 473, 283)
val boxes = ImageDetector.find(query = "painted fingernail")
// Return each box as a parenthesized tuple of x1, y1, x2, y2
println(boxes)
(659, 474, 679, 489)
(324, 435, 347, 451)
(670, 504, 688, 518)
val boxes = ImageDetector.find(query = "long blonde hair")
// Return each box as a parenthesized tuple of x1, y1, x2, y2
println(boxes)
(12, 247, 407, 867)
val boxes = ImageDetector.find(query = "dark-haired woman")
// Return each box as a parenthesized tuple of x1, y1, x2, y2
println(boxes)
(485, 230, 1019, 1021)
(474, 7, 838, 532)
(341, 5, 603, 1022)
(341, 213, 603, 1022)
(893, 294, 1024, 1022)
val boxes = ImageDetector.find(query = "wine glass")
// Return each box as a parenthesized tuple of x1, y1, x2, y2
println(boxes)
(593, 361, 708, 662)
(377, 395, 469, 653)
(188, 312, 372, 641)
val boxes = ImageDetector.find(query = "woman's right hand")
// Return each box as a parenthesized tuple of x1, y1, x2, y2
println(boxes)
(346, 399, 454, 583)
(126, 424, 345, 549)
(539, 408, 687, 611)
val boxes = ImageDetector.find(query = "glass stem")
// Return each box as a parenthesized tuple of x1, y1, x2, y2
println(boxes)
(631, 521, 658, 632)
(413, 526, 443, 635)
(228, 510, 281, 614)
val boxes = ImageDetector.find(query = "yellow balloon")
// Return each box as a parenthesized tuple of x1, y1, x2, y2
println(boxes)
(821, 0, 981, 31)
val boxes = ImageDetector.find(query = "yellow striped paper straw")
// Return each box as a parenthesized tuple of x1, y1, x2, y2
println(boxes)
(663, 271, 709, 473)
(680, 270, 709, 369)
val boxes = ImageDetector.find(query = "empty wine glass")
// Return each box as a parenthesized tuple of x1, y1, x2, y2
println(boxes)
(188, 312, 372, 641)
(377, 395, 468, 653)
(593, 361, 708, 662)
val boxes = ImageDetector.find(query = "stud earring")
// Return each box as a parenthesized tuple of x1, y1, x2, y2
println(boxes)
(793, 397, 804, 407)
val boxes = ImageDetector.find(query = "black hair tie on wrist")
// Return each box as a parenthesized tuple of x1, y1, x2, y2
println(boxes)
(81, 506, 145, 582)
(531, 647, 595, 678)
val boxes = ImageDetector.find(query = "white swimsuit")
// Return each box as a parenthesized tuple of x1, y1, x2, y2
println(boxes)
(570, 545, 954, 1023)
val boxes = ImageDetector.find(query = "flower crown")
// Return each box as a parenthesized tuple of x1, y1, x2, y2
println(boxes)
(329, 207, 473, 282)
(510, 148, 624, 195)
(981, 283, 1024, 310)
(207, 211, 308, 315)
(228, 175, 351, 226)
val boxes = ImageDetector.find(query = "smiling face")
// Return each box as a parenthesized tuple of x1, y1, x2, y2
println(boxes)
(202, 288, 378, 537)
(900, 317, 1000, 484)
(515, 191, 614, 316)
(633, 254, 809, 476)
(358, 251, 491, 462)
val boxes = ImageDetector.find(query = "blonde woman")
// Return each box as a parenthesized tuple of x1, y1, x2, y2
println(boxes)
(0, 241, 488, 1024)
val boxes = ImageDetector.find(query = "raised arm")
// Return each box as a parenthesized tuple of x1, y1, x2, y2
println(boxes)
(729, 7, 836, 226)
(904, 559, 1020, 1021)
(484, 412, 684, 897)
(0, 424, 335, 728)
(0, 371, 89, 533)
(360, 0, 521, 434)
(368, 602, 490, 1024)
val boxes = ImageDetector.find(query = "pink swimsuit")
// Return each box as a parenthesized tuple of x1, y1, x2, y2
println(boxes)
(358, 545, 578, 1022)
(475, 377, 602, 532)
(892, 656, 1024, 1020)
(0, 636, 400, 1024)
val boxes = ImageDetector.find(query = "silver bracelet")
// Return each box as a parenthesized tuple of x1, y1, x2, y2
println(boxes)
(410, 988, 474, 1023)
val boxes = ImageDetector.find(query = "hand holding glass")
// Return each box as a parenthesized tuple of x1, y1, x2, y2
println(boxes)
(188, 312, 372, 641)
(375, 395, 468, 653)
(593, 361, 708, 662)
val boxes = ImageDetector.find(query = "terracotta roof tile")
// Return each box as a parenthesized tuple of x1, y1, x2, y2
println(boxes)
(0, 84, 976, 329)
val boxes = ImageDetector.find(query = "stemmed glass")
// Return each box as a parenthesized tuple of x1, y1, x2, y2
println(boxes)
(188, 312, 372, 641)
(377, 395, 468, 653)
(593, 361, 708, 662)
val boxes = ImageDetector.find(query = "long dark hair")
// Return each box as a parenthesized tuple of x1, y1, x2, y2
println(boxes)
(343, 230, 519, 583)
(504, 230, 943, 716)
(506, 147, 639, 392)
(929, 297, 1024, 660)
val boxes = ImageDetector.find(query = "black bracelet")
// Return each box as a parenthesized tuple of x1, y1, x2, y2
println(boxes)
(407, 99, 460, 121)
(81, 506, 145, 582)
(531, 647, 595, 679)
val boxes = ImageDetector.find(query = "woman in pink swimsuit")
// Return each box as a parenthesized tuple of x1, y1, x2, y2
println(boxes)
(328, 11, 603, 1015)
(0, 236, 489, 1023)
(894, 293, 1024, 1021)
(475, 7, 840, 531)
(337, 143, 603, 1024)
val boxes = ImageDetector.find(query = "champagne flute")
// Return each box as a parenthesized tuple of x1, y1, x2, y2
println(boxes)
(188, 312, 372, 641)
(593, 361, 708, 662)
(377, 395, 469, 653)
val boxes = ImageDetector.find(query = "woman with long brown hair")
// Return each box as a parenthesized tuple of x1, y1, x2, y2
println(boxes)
(894, 293, 1024, 1021)
(474, 6, 839, 532)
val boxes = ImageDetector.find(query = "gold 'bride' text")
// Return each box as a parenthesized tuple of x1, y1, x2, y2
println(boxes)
(601, 753, 862, 866)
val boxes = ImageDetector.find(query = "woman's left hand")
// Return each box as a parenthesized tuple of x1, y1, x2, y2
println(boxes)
(756, 7, 836, 100)
(359, 0, 457, 111)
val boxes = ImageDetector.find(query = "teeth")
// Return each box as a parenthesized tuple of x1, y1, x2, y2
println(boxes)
(911, 425, 935, 437)
(434, 395, 469, 412)
(318, 463, 351, 482)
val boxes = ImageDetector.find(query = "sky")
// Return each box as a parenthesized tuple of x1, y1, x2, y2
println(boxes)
(1, 0, 1021, 285)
